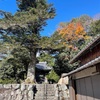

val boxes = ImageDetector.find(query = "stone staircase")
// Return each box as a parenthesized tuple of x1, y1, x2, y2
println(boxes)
(34, 84, 57, 100)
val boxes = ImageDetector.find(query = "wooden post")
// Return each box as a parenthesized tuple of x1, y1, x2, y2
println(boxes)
(69, 77, 76, 100)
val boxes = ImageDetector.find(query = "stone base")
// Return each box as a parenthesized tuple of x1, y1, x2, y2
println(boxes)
(24, 78, 35, 84)
(0, 84, 69, 100)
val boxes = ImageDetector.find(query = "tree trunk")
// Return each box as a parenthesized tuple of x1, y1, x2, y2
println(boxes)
(25, 50, 36, 83)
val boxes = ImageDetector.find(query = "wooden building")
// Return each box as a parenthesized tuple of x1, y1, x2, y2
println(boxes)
(35, 62, 52, 83)
(63, 36, 100, 100)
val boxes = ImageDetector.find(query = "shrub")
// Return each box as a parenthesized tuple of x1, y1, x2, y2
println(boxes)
(46, 70, 60, 83)
(0, 78, 16, 84)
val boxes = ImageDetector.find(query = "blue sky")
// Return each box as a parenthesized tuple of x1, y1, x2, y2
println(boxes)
(0, 0, 100, 36)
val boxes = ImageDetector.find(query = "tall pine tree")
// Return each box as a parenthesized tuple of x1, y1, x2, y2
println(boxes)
(0, 0, 55, 83)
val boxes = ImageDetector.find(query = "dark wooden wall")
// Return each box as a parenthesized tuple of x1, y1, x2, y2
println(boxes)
(75, 74, 100, 100)
(80, 43, 100, 66)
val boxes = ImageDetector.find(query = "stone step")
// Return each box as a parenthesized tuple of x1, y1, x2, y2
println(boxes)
(46, 90, 55, 93)
(35, 97, 57, 99)
(35, 95, 55, 97)
(46, 89, 55, 91)
(34, 84, 58, 100)
(34, 99, 57, 100)
(35, 94, 44, 96)
(35, 92, 55, 96)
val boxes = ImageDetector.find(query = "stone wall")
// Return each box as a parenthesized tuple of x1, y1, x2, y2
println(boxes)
(56, 84, 69, 100)
(0, 84, 69, 100)
(0, 84, 35, 100)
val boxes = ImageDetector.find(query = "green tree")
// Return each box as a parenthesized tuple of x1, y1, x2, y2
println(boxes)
(54, 49, 78, 76)
(51, 16, 93, 76)
(38, 53, 55, 67)
(0, 44, 30, 83)
(89, 19, 100, 36)
(0, 0, 55, 83)
(46, 70, 60, 83)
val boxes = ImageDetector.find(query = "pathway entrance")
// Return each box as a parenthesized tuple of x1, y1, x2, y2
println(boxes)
(34, 84, 69, 100)
(34, 84, 57, 100)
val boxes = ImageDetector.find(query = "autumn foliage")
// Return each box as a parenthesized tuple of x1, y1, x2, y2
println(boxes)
(58, 22, 86, 42)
